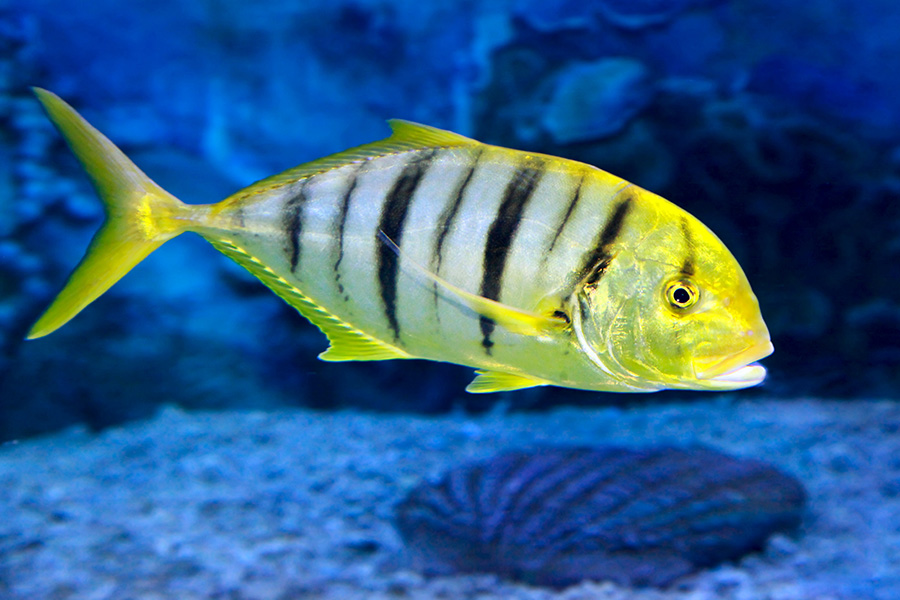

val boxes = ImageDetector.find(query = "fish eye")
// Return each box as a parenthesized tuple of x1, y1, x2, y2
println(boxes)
(665, 279, 699, 311)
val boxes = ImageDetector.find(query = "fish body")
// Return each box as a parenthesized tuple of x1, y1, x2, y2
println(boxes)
(27, 89, 772, 393)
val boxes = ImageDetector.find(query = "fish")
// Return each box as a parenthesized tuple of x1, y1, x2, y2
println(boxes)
(26, 88, 773, 393)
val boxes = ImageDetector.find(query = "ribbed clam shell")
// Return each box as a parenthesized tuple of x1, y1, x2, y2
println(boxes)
(395, 445, 805, 588)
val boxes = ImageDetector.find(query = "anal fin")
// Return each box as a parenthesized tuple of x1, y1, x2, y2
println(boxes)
(466, 369, 549, 393)
(207, 238, 410, 362)
(317, 328, 408, 362)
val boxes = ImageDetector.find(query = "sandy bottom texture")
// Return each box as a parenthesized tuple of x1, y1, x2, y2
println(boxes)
(1, 397, 897, 599)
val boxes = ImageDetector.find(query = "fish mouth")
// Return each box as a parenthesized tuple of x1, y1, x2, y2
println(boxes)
(695, 341, 774, 390)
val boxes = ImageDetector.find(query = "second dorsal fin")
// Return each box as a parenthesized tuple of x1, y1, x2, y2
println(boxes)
(221, 120, 479, 204)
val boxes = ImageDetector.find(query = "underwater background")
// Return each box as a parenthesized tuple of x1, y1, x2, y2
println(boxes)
(1, 1, 899, 599)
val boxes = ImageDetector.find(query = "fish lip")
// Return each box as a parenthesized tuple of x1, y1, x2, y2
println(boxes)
(695, 341, 774, 387)
(704, 362, 768, 387)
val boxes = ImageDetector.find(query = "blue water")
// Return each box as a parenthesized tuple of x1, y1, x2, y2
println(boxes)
(3, 0, 900, 434)
(1, 2, 899, 598)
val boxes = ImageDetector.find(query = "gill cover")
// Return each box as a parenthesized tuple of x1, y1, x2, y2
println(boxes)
(569, 186, 773, 392)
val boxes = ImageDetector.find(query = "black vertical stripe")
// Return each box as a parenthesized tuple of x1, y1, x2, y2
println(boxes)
(430, 149, 483, 309)
(333, 165, 361, 296)
(282, 182, 308, 272)
(597, 194, 632, 249)
(679, 217, 696, 277)
(377, 150, 436, 340)
(546, 173, 585, 255)
(573, 192, 633, 290)
(478, 161, 544, 353)
(432, 148, 483, 273)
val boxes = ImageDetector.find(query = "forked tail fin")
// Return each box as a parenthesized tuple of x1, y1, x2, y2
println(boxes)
(27, 88, 194, 339)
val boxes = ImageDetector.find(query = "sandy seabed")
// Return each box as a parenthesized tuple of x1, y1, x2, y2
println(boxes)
(0, 397, 897, 600)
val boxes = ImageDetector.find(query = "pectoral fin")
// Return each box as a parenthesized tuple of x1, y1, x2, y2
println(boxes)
(466, 370, 549, 393)
(378, 231, 568, 337)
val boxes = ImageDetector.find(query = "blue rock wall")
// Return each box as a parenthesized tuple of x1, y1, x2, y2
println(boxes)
(2, 0, 900, 439)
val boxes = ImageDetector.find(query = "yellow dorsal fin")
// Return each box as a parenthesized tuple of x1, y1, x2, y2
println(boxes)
(207, 238, 410, 362)
(466, 370, 549, 393)
(220, 120, 479, 206)
(383, 119, 477, 147)
(378, 231, 568, 337)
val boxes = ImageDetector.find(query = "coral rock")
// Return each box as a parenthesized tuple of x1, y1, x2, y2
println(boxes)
(596, 0, 695, 29)
(542, 59, 652, 144)
(395, 445, 805, 588)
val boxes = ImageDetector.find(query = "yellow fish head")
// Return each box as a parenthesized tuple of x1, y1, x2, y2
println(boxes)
(575, 195, 773, 391)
